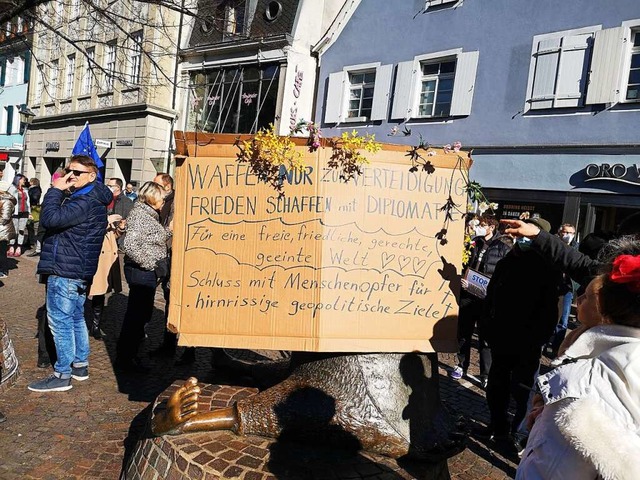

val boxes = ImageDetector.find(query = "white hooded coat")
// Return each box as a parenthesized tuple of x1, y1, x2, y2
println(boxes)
(516, 324, 640, 480)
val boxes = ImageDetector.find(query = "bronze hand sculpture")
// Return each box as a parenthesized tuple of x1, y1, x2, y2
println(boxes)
(152, 377, 238, 435)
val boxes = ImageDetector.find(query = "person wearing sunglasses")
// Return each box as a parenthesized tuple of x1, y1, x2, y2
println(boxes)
(28, 154, 113, 393)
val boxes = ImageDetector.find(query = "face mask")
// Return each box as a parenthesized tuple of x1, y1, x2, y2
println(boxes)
(474, 226, 487, 237)
(517, 237, 532, 250)
(561, 233, 575, 244)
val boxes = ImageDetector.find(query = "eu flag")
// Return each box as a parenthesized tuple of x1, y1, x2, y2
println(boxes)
(72, 122, 104, 180)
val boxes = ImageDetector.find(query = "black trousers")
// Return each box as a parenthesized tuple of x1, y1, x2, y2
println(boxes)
(486, 348, 541, 435)
(116, 267, 156, 362)
(456, 294, 492, 376)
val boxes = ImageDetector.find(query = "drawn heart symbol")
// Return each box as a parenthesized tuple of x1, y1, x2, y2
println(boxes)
(413, 258, 427, 274)
(381, 252, 396, 269)
(398, 255, 411, 270)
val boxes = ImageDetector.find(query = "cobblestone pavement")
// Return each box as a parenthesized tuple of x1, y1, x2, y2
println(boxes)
(0, 254, 520, 479)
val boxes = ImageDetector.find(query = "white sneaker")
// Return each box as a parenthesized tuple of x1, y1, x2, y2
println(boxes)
(449, 366, 464, 380)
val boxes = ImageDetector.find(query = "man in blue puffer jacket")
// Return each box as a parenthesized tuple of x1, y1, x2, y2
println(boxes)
(28, 155, 112, 392)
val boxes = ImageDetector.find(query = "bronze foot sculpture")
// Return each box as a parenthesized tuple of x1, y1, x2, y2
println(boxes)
(152, 353, 465, 461)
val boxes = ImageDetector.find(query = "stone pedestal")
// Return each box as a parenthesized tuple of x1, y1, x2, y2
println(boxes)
(0, 318, 20, 394)
(125, 382, 451, 480)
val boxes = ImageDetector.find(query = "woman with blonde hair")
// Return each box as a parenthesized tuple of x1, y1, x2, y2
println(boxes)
(115, 181, 170, 373)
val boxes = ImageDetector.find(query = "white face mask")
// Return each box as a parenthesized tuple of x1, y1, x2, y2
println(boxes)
(474, 226, 487, 237)
(561, 233, 575, 244)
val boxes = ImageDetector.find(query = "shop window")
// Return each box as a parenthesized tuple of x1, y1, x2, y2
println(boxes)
(324, 63, 393, 124)
(525, 27, 596, 112)
(391, 49, 478, 120)
(188, 64, 280, 134)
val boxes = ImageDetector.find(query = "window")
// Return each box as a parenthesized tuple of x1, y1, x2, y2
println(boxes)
(65, 54, 75, 98)
(525, 27, 596, 112)
(417, 60, 455, 117)
(5, 105, 13, 134)
(70, 0, 80, 19)
(34, 65, 44, 103)
(129, 31, 142, 84)
(4, 58, 15, 86)
(82, 47, 95, 95)
(217, 2, 245, 36)
(324, 63, 393, 123)
(626, 31, 640, 101)
(104, 41, 116, 90)
(390, 49, 479, 120)
(426, 0, 459, 6)
(347, 71, 375, 119)
(50, 59, 59, 100)
(188, 64, 280, 134)
(2, 57, 24, 86)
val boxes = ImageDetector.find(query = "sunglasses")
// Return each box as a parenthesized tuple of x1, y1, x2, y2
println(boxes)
(65, 168, 92, 176)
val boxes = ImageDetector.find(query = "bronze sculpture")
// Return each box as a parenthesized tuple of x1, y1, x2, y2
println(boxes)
(152, 352, 465, 461)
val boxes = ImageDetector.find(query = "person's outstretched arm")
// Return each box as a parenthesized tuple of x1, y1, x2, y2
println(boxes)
(502, 220, 599, 286)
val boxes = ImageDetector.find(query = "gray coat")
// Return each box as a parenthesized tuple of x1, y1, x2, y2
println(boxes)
(0, 191, 17, 242)
(123, 202, 169, 271)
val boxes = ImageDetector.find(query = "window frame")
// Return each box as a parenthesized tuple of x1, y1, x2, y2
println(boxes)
(391, 47, 468, 121)
(104, 41, 117, 91)
(324, 62, 394, 124)
(65, 53, 76, 98)
(49, 59, 59, 101)
(129, 31, 143, 85)
(82, 47, 95, 95)
(415, 58, 457, 118)
(625, 30, 640, 102)
(345, 68, 377, 122)
(34, 64, 44, 104)
(619, 19, 640, 105)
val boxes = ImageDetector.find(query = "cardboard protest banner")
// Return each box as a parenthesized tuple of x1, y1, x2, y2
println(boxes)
(169, 133, 470, 352)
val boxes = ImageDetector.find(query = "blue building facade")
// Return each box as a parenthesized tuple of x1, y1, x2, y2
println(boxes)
(314, 0, 640, 235)
(0, 16, 31, 185)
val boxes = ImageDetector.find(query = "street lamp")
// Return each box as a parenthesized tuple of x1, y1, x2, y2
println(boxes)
(18, 106, 35, 175)
(19, 105, 35, 130)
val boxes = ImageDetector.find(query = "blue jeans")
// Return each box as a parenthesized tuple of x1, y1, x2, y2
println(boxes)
(47, 275, 90, 378)
(549, 292, 573, 354)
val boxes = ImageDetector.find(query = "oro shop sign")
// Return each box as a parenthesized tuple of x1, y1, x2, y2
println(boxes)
(585, 163, 640, 185)
(168, 134, 469, 353)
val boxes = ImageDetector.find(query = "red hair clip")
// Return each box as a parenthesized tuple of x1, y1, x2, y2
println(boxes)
(610, 255, 640, 293)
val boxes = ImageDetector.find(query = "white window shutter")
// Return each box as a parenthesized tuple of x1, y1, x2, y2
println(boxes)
(450, 51, 479, 116)
(586, 27, 628, 105)
(555, 34, 592, 108)
(12, 105, 19, 134)
(370, 64, 393, 121)
(324, 71, 346, 124)
(391, 61, 417, 120)
(529, 37, 561, 110)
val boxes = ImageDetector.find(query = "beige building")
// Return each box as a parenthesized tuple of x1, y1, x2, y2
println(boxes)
(23, 0, 182, 191)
